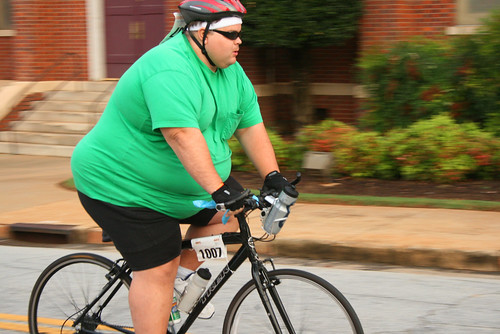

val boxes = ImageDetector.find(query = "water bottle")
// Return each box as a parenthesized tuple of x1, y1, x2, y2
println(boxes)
(177, 268, 212, 313)
(262, 185, 299, 235)
(169, 295, 181, 325)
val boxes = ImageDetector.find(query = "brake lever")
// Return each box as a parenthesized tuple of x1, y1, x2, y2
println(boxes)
(192, 200, 231, 224)
(290, 172, 302, 186)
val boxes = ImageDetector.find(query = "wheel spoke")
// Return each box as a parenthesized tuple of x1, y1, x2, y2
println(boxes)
(28, 253, 133, 334)
(223, 269, 363, 334)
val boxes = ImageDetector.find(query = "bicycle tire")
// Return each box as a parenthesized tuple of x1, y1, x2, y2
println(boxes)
(28, 252, 133, 334)
(222, 268, 364, 334)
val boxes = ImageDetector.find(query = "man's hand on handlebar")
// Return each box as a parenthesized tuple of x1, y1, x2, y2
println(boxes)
(261, 170, 294, 196)
(211, 183, 247, 211)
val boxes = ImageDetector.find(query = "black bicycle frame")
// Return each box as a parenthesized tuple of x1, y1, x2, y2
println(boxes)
(174, 211, 296, 334)
(72, 210, 295, 334)
(72, 262, 133, 334)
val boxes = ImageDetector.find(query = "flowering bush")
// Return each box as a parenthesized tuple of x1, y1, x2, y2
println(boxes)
(229, 116, 499, 183)
(295, 119, 356, 152)
(333, 131, 386, 178)
(460, 123, 500, 179)
(385, 114, 500, 182)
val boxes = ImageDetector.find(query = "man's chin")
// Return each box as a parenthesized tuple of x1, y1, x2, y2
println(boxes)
(218, 61, 236, 69)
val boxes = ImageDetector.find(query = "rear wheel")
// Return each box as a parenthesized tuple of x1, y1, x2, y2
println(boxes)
(223, 269, 363, 333)
(28, 253, 133, 333)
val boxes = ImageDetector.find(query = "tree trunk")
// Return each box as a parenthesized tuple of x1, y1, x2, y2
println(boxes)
(290, 48, 313, 132)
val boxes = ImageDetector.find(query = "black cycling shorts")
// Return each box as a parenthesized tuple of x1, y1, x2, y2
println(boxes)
(77, 176, 243, 271)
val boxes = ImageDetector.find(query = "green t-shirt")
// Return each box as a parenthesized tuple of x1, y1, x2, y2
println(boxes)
(71, 33, 262, 219)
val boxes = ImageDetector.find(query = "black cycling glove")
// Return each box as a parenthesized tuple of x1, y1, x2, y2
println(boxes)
(211, 183, 246, 211)
(261, 170, 292, 196)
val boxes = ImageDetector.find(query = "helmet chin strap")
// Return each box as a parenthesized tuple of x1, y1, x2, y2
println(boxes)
(186, 22, 216, 67)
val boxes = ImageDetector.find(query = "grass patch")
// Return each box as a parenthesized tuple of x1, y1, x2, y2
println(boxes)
(60, 178, 75, 191)
(63, 180, 500, 212)
(298, 193, 500, 212)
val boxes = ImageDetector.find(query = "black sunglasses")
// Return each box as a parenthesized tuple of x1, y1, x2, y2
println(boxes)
(211, 29, 242, 40)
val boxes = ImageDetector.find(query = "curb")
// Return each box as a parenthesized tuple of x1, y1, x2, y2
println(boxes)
(266, 239, 500, 273)
(4, 224, 500, 273)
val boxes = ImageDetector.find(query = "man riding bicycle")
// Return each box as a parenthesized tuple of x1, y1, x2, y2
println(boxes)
(71, 0, 292, 333)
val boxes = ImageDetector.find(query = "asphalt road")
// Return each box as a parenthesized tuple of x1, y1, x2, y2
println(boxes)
(1, 243, 500, 333)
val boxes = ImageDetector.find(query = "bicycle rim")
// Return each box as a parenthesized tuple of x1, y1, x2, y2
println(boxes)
(223, 269, 363, 334)
(28, 253, 133, 334)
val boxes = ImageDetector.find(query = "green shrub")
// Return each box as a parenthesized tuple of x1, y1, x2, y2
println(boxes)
(333, 131, 386, 178)
(229, 128, 296, 172)
(287, 119, 356, 174)
(450, 10, 500, 136)
(358, 10, 500, 135)
(385, 114, 500, 182)
(295, 119, 356, 152)
(229, 136, 253, 172)
(358, 39, 457, 132)
(460, 123, 500, 179)
(231, 116, 500, 182)
(268, 128, 297, 170)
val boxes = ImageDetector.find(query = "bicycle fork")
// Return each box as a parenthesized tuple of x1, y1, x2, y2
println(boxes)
(247, 247, 296, 334)
(236, 211, 296, 334)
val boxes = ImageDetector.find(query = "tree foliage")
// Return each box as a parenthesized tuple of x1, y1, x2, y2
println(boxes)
(241, 0, 363, 48)
(240, 0, 362, 130)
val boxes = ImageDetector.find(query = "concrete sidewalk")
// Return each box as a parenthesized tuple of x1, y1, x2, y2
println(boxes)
(1, 154, 499, 272)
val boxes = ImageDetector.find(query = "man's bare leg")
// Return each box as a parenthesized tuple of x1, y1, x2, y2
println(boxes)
(179, 211, 239, 270)
(129, 256, 180, 334)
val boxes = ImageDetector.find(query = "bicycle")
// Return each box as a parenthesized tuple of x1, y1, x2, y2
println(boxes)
(28, 174, 364, 333)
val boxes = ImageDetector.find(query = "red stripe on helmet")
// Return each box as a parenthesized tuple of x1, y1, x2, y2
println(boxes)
(202, 0, 228, 11)
(227, 0, 246, 13)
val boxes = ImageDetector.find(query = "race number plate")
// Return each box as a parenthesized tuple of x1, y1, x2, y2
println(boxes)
(191, 235, 227, 262)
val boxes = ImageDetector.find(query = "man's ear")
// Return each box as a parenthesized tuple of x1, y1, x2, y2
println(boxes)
(197, 28, 207, 42)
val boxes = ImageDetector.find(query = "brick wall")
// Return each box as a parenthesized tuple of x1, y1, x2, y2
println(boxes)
(0, 36, 13, 80)
(263, 39, 359, 127)
(10, 0, 88, 81)
(312, 38, 358, 84)
(1, 1, 459, 126)
(314, 95, 360, 124)
(163, 1, 458, 127)
(359, 0, 456, 53)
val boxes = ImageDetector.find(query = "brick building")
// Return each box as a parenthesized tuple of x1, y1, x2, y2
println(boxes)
(1, 0, 499, 127)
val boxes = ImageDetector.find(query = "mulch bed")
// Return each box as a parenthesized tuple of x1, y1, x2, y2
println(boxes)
(230, 170, 500, 202)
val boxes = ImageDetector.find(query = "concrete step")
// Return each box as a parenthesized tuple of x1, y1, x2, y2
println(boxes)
(44, 80, 117, 93)
(67, 81, 117, 92)
(44, 90, 112, 102)
(0, 81, 116, 157)
(0, 131, 84, 146)
(10, 120, 93, 134)
(22, 110, 102, 124)
(0, 141, 74, 157)
(32, 100, 107, 112)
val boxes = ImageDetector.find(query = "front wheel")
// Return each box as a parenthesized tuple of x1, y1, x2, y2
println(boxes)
(28, 253, 133, 334)
(223, 269, 363, 334)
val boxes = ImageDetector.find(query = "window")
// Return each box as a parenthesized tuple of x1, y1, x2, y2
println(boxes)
(0, 0, 12, 30)
(457, 0, 500, 25)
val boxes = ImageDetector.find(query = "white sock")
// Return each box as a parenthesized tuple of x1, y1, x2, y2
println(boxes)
(176, 266, 195, 280)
